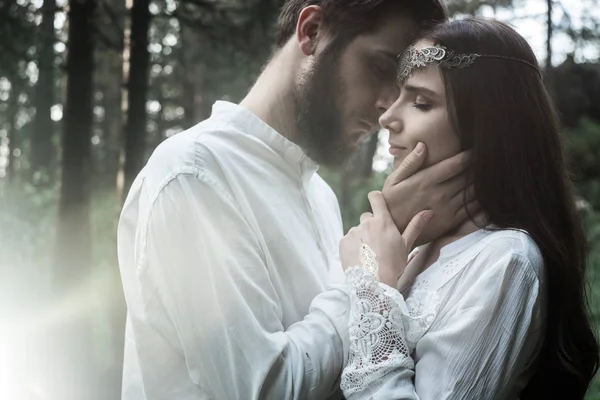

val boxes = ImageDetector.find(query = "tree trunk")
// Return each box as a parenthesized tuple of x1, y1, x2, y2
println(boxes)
(31, 0, 56, 186)
(123, 0, 150, 194)
(546, 0, 553, 70)
(116, 0, 132, 205)
(178, 14, 196, 128)
(156, 78, 167, 149)
(96, 50, 123, 188)
(99, 64, 127, 400)
(6, 75, 19, 184)
(112, 0, 151, 393)
(52, 0, 96, 398)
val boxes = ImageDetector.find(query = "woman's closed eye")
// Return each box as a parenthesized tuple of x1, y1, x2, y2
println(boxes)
(413, 97, 432, 111)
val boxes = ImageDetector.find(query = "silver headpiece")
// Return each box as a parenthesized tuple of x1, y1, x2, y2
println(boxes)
(397, 45, 542, 82)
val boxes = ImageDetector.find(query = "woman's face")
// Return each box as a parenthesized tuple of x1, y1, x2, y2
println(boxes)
(379, 39, 460, 170)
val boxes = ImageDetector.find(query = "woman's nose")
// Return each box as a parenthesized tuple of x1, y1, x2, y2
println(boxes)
(379, 105, 403, 135)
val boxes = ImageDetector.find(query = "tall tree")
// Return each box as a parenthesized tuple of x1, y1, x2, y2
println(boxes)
(546, 0, 554, 69)
(6, 75, 20, 184)
(111, 0, 152, 389)
(123, 0, 151, 194)
(53, 0, 96, 398)
(178, 11, 197, 129)
(0, 0, 36, 182)
(0, 1, 36, 75)
(93, 0, 126, 187)
(31, 0, 57, 186)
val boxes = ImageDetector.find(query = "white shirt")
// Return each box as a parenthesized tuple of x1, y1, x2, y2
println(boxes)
(341, 228, 547, 400)
(117, 101, 350, 399)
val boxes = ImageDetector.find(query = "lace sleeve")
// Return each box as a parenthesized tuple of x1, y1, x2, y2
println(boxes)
(340, 266, 415, 398)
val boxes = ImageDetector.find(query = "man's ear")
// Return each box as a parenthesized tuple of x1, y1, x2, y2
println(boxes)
(295, 5, 324, 56)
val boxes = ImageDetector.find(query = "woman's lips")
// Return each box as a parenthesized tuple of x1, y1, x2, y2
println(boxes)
(389, 146, 407, 156)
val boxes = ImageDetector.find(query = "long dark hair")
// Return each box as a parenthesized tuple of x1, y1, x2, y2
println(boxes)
(423, 18, 599, 398)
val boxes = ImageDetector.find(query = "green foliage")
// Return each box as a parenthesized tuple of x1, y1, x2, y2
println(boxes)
(0, 0, 37, 77)
(320, 166, 390, 232)
(0, 182, 57, 269)
(582, 205, 600, 399)
(1, 0, 600, 397)
(566, 118, 600, 210)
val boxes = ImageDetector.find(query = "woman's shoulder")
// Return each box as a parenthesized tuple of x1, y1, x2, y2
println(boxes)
(413, 228, 543, 296)
(474, 228, 544, 277)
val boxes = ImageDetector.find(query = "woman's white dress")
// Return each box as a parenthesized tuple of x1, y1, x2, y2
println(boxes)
(341, 228, 546, 400)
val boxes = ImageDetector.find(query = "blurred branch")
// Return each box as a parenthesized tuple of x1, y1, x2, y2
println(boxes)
(180, 0, 218, 9)
(179, 0, 250, 13)
(25, 4, 66, 15)
(161, 10, 232, 47)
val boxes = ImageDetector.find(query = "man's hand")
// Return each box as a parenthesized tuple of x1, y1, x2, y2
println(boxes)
(382, 143, 476, 246)
(340, 191, 432, 287)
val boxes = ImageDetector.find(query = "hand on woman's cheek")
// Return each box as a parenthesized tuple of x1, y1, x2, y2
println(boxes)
(384, 65, 460, 170)
(381, 63, 469, 245)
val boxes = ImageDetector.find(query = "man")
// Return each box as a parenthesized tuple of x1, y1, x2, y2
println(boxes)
(118, 0, 469, 398)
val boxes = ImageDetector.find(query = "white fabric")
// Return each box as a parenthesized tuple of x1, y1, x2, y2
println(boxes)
(341, 229, 547, 400)
(117, 101, 350, 400)
(342, 266, 416, 398)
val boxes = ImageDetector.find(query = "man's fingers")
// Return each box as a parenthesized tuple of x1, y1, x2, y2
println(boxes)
(464, 183, 475, 203)
(429, 150, 472, 184)
(453, 199, 480, 221)
(403, 210, 433, 250)
(387, 142, 427, 185)
(367, 191, 392, 219)
(466, 199, 481, 216)
(360, 212, 374, 224)
(450, 182, 474, 204)
(440, 167, 469, 200)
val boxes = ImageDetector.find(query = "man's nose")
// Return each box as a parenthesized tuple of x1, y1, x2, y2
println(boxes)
(376, 85, 400, 117)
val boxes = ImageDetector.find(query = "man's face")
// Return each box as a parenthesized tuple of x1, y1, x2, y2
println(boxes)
(293, 12, 419, 168)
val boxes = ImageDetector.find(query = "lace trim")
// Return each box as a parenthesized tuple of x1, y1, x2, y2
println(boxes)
(341, 267, 415, 396)
(412, 238, 490, 295)
(404, 279, 439, 345)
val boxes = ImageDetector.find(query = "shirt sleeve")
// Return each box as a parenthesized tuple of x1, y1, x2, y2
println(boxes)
(414, 250, 543, 399)
(137, 170, 350, 399)
(341, 266, 419, 400)
(341, 249, 543, 400)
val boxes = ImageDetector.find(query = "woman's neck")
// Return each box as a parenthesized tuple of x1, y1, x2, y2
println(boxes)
(419, 212, 488, 275)
(398, 212, 488, 292)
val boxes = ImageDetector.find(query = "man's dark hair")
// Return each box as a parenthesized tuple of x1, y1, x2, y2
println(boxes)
(274, 0, 447, 49)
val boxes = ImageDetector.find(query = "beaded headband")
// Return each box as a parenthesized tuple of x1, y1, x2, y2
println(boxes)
(397, 45, 542, 82)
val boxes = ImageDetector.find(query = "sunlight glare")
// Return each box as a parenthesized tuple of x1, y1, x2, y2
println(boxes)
(51, 104, 63, 122)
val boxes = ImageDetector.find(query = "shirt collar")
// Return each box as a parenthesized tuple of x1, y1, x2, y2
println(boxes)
(438, 228, 491, 260)
(210, 101, 319, 181)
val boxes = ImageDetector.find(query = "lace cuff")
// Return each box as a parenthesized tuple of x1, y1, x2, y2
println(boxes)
(340, 266, 415, 397)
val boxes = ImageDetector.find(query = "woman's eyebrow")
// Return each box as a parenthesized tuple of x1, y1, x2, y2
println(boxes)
(402, 84, 439, 97)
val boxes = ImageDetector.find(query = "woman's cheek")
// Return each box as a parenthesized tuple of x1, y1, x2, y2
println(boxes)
(421, 124, 458, 166)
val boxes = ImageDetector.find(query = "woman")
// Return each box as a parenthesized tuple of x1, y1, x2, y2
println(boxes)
(339, 18, 599, 399)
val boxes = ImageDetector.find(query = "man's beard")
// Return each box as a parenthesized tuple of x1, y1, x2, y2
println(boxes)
(292, 48, 356, 168)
